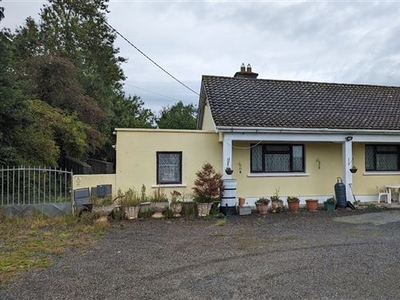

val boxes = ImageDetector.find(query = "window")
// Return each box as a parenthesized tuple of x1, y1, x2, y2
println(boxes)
(251, 144, 304, 173)
(365, 145, 400, 171)
(157, 152, 182, 184)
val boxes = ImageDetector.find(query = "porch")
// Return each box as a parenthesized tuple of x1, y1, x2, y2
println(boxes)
(220, 128, 400, 206)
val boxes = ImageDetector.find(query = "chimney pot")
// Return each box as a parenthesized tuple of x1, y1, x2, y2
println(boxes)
(234, 63, 258, 79)
(247, 63, 252, 73)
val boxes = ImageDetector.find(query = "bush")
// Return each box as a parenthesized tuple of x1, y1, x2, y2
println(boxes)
(193, 162, 223, 203)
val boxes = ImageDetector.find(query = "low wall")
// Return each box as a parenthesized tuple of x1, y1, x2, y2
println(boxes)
(73, 174, 117, 197)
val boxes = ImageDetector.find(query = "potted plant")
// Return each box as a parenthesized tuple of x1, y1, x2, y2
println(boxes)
(193, 162, 223, 217)
(350, 166, 358, 173)
(169, 190, 183, 217)
(324, 197, 336, 212)
(138, 184, 152, 216)
(91, 196, 116, 217)
(287, 196, 300, 212)
(225, 158, 233, 175)
(305, 198, 319, 212)
(119, 188, 141, 220)
(255, 197, 270, 215)
(225, 167, 233, 175)
(270, 189, 284, 213)
(150, 188, 169, 218)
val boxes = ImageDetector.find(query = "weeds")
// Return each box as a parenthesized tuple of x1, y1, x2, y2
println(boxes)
(216, 219, 226, 226)
(0, 213, 109, 284)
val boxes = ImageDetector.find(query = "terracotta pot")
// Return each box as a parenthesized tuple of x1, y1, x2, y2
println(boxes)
(255, 203, 268, 215)
(288, 201, 300, 212)
(170, 202, 183, 217)
(238, 197, 246, 206)
(306, 199, 318, 212)
(150, 201, 168, 218)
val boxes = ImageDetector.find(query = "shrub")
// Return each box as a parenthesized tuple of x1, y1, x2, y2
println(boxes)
(193, 162, 223, 203)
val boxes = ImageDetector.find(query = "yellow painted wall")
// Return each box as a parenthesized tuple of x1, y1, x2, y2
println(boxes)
(201, 104, 216, 131)
(72, 174, 116, 196)
(352, 143, 400, 196)
(115, 129, 222, 198)
(112, 130, 400, 202)
(232, 141, 400, 199)
(231, 141, 343, 199)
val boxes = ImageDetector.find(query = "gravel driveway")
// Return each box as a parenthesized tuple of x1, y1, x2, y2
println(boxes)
(2, 208, 400, 299)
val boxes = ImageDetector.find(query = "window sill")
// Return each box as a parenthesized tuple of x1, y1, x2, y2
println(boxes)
(151, 183, 187, 188)
(247, 173, 309, 177)
(363, 172, 400, 176)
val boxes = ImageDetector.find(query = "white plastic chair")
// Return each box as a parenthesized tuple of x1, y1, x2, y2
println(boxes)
(377, 186, 391, 204)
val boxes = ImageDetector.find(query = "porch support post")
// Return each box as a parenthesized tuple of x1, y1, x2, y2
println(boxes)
(222, 135, 233, 179)
(343, 137, 353, 202)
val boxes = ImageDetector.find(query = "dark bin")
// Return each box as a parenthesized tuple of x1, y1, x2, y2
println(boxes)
(96, 184, 112, 198)
(74, 188, 92, 213)
(334, 177, 347, 208)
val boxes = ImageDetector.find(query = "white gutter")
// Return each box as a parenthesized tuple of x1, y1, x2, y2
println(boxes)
(216, 126, 400, 135)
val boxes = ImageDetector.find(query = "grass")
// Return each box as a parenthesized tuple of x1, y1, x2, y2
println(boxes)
(0, 212, 110, 285)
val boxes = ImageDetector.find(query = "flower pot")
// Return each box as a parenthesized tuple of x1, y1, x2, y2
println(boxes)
(288, 201, 300, 212)
(325, 202, 335, 212)
(225, 168, 233, 175)
(170, 202, 183, 217)
(271, 199, 283, 213)
(306, 199, 318, 212)
(255, 203, 268, 215)
(125, 205, 140, 219)
(150, 201, 168, 218)
(92, 204, 117, 217)
(238, 197, 246, 206)
(197, 202, 213, 217)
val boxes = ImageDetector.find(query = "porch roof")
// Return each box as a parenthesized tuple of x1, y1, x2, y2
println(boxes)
(201, 75, 400, 131)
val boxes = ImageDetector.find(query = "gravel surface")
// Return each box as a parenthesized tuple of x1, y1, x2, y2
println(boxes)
(2, 208, 400, 300)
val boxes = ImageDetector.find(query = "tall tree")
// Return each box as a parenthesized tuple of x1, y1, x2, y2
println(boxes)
(157, 101, 197, 130)
(2, 0, 157, 166)
(0, 5, 31, 165)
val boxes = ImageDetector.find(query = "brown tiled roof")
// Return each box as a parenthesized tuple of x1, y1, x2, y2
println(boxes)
(202, 75, 400, 130)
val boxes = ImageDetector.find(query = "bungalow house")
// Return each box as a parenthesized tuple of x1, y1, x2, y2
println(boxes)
(75, 64, 400, 212)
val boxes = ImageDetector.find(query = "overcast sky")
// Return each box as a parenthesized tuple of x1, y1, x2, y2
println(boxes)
(2, 0, 400, 112)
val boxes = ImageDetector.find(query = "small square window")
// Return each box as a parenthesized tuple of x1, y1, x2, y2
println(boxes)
(157, 152, 182, 184)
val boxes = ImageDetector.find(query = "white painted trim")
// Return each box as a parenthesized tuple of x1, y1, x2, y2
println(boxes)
(151, 184, 187, 188)
(222, 136, 233, 179)
(363, 172, 400, 176)
(247, 172, 310, 177)
(217, 126, 400, 135)
(243, 195, 380, 206)
(222, 131, 400, 143)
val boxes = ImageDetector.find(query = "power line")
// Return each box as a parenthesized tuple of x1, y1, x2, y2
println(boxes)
(124, 83, 183, 102)
(105, 20, 200, 96)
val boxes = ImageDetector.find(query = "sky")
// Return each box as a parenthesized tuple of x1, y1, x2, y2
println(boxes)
(2, 0, 400, 112)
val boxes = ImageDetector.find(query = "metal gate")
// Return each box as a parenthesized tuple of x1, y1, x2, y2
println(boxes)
(0, 166, 73, 217)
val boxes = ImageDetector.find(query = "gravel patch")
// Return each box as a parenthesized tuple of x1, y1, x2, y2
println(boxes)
(2, 208, 400, 299)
